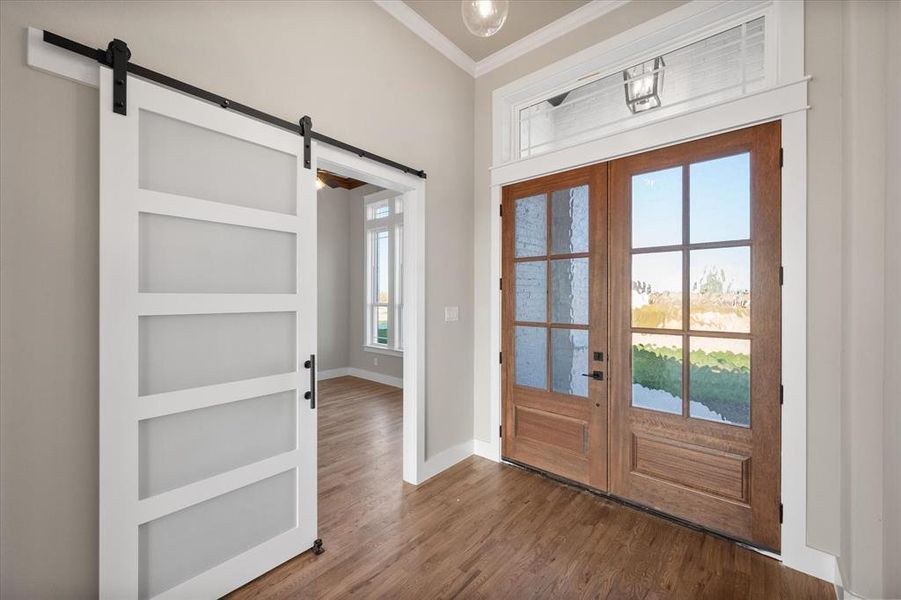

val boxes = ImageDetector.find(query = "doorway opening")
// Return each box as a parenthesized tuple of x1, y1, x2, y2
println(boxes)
(315, 171, 406, 495)
(312, 143, 426, 487)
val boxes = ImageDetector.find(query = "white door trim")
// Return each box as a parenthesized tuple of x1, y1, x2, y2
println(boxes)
(315, 144, 428, 486)
(482, 0, 835, 584)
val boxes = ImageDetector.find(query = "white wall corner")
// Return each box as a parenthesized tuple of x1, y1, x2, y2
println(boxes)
(474, 0, 631, 77)
(317, 367, 350, 381)
(473, 439, 496, 460)
(372, 0, 476, 76)
(345, 367, 403, 389)
(373, 1, 634, 80)
(418, 440, 475, 484)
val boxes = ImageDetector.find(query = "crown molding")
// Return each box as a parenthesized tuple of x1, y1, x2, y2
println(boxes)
(373, 0, 632, 79)
(373, 0, 476, 76)
(474, 0, 631, 77)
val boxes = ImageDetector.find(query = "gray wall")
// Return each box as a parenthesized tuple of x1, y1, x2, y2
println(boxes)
(0, 2, 473, 597)
(883, 3, 901, 596)
(317, 187, 351, 372)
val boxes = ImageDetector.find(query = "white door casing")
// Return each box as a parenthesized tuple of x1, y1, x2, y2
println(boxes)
(99, 67, 317, 598)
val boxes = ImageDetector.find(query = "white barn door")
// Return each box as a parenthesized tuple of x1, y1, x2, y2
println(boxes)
(98, 67, 318, 598)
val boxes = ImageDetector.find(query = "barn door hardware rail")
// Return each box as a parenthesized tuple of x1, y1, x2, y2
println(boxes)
(41, 30, 427, 179)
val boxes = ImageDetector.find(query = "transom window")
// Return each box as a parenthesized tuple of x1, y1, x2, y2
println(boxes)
(518, 17, 767, 159)
(365, 192, 403, 353)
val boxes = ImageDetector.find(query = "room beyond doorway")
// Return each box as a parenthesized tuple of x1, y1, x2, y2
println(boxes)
(316, 181, 404, 389)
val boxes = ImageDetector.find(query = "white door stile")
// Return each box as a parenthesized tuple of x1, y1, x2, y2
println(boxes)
(99, 65, 317, 599)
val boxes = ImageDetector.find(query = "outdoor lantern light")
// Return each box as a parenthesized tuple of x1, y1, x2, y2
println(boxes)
(623, 56, 665, 114)
(461, 0, 509, 38)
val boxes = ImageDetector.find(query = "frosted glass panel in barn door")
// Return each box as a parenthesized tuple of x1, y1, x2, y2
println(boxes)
(99, 68, 317, 599)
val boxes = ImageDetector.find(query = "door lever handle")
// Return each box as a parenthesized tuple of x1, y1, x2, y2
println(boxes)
(581, 371, 604, 381)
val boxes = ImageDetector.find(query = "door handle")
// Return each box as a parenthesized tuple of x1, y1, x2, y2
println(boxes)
(303, 354, 316, 409)
(581, 371, 604, 381)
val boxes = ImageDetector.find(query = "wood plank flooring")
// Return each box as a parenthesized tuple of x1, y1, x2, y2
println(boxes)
(230, 376, 833, 599)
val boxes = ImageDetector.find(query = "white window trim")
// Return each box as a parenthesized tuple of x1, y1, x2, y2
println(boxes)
(482, 0, 834, 585)
(364, 189, 403, 355)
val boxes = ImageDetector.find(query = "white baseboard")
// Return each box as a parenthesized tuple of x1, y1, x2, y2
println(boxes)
(473, 439, 499, 461)
(418, 440, 474, 483)
(317, 367, 350, 380)
(317, 366, 403, 388)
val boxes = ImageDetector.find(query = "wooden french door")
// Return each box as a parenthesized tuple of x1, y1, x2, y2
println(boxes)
(502, 121, 782, 551)
(502, 166, 608, 489)
(609, 122, 781, 550)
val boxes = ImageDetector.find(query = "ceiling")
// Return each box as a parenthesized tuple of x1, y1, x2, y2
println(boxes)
(404, 0, 590, 62)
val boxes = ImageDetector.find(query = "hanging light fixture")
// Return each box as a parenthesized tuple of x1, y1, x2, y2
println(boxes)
(461, 0, 509, 38)
(623, 56, 665, 114)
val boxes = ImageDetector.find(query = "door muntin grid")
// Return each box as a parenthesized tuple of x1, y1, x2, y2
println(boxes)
(629, 152, 752, 427)
(513, 185, 591, 398)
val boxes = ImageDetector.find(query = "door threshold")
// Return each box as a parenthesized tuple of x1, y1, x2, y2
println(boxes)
(501, 457, 781, 558)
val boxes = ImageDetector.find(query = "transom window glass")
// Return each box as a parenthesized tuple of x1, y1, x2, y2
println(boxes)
(513, 185, 590, 397)
(365, 192, 403, 352)
(630, 152, 752, 427)
(519, 17, 766, 159)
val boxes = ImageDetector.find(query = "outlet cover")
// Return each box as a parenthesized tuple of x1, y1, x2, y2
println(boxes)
(444, 306, 459, 322)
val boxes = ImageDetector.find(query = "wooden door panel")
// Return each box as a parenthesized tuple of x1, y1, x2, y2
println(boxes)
(631, 432, 750, 503)
(502, 165, 608, 491)
(516, 405, 588, 456)
(609, 121, 782, 551)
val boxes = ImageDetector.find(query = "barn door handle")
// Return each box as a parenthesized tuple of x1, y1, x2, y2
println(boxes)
(581, 371, 604, 381)
(303, 354, 316, 409)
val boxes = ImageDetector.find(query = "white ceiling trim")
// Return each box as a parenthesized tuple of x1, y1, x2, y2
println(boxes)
(373, 0, 477, 76)
(474, 0, 631, 77)
(373, 0, 632, 79)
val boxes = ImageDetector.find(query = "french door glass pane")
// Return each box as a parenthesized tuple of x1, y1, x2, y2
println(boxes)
(689, 246, 750, 332)
(551, 328, 589, 397)
(631, 251, 683, 329)
(551, 258, 589, 324)
(551, 185, 589, 254)
(515, 194, 547, 257)
(690, 153, 750, 243)
(631, 333, 682, 415)
(515, 261, 547, 322)
(689, 337, 751, 427)
(515, 326, 547, 389)
(632, 166, 682, 248)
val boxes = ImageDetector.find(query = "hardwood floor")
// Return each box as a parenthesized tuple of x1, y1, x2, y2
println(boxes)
(230, 376, 832, 599)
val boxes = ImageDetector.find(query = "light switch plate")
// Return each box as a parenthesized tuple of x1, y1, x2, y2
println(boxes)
(444, 306, 459, 322)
